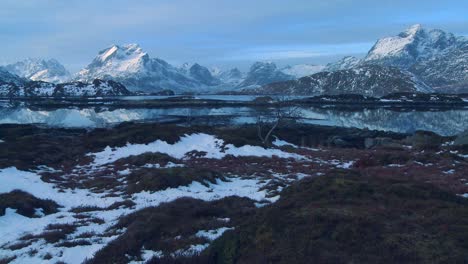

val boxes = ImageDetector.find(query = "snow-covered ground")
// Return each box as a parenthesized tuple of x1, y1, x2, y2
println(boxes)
(1, 135, 339, 263)
(89, 133, 305, 166)
(0, 167, 278, 263)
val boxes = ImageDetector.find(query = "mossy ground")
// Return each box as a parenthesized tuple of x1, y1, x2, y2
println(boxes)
(195, 173, 468, 264)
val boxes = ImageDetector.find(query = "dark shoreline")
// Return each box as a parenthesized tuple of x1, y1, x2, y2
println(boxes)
(2, 93, 468, 111)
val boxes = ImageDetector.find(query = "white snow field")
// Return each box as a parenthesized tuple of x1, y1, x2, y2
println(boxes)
(0, 135, 321, 263)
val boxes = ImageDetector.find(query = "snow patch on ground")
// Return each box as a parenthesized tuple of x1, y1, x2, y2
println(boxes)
(0, 167, 122, 209)
(90, 134, 305, 166)
(272, 137, 320, 151)
(0, 166, 277, 264)
(196, 227, 233, 241)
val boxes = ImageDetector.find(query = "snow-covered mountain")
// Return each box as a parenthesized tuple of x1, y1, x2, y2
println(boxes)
(408, 38, 468, 90)
(75, 44, 219, 93)
(364, 24, 468, 90)
(364, 24, 460, 68)
(0, 68, 131, 97)
(0, 67, 26, 85)
(280, 64, 325, 78)
(4, 58, 71, 83)
(250, 65, 432, 97)
(179, 63, 221, 86)
(238, 62, 294, 88)
(211, 68, 244, 86)
(324, 24, 468, 91)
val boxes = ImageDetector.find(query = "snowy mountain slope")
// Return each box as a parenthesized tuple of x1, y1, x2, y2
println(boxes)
(0, 67, 26, 85)
(76, 44, 215, 93)
(364, 24, 459, 68)
(409, 38, 468, 89)
(250, 65, 432, 97)
(325, 56, 362, 72)
(0, 77, 132, 97)
(363, 24, 468, 89)
(238, 62, 294, 88)
(323, 24, 468, 91)
(54, 79, 132, 96)
(0, 68, 28, 96)
(212, 68, 244, 86)
(179, 63, 221, 86)
(4, 58, 71, 83)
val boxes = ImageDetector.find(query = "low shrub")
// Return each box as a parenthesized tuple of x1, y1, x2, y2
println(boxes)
(0, 190, 60, 218)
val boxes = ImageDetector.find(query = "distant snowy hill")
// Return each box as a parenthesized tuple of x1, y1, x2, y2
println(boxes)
(4, 58, 71, 83)
(280, 64, 325, 78)
(179, 63, 221, 86)
(0, 67, 26, 86)
(211, 67, 245, 86)
(0, 68, 131, 97)
(238, 62, 294, 88)
(250, 65, 432, 97)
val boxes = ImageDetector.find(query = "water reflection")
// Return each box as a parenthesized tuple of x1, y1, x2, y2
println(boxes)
(1, 106, 467, 136)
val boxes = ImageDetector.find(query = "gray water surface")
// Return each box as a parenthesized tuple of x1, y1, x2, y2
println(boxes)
(1, 105, 468, 136)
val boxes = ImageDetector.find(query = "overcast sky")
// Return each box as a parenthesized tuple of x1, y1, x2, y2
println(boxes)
(1, 0, 468, 72)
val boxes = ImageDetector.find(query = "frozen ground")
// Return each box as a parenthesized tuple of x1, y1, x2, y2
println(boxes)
(2, 124, 468, 263)
(0, 134, 342, 263)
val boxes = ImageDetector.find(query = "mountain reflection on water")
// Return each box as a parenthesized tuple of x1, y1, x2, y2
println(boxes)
(0, 106, 467, 136)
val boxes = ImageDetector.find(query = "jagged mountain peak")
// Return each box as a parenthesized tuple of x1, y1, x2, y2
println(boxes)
(213, 67, 244, 86)
(98, 44, 145, 60)
(88, 43, 149, 74)
(76, 44, 223, 93)
(250, 61, 278, 72)
(179, 62, 195, 72)
(401, 24, 423, 37)
(365, 24, 458, 67)
(187, 63, 221, 86)
(4, 58, 70, 83)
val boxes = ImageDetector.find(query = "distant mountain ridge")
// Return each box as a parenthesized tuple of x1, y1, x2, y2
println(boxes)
(75, 44, 222, 93)
(238, 62, 294, 88)
(4, 24, 466, 97)
(4, 58, 71, 83)
(326, 24, 468, 91)
(2, 45, 328, 95)
(0, 67, 131, 97)
(250, 65, 432, 97)
(264, 24, 468, 96)
(74, 44, 317, 93)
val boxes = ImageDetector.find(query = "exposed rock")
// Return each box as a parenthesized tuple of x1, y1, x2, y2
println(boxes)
(364, 137, 404, 149)
(405, 130, 444, 149)
(454, 130, 468, 146)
